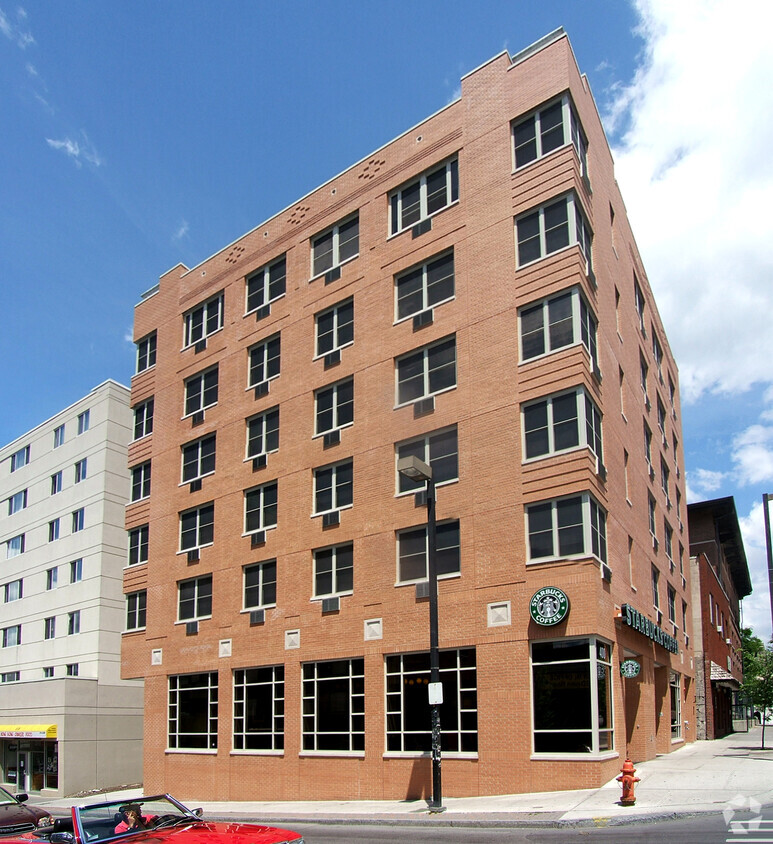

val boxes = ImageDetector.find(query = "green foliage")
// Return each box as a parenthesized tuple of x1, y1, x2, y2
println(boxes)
(741, 635, 773, 749)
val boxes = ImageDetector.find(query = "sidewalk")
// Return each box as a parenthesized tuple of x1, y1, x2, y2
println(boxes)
(36, 727, 773, 828)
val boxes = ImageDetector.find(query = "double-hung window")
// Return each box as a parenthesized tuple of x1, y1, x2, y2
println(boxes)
(130, 462, 151, 501)
(169, 672, 218, 750)
(315, 299, 353, 358)
(75, 458, 87, 484)
(390, 157, 459, 235)
(516, 193, 592, 270)
(395, 250, 455, 321)
(4, 579, 22, 602)
(246, 255, 286, 314)
(77, 410, 90, 434)
(233, 666, 284, 751)
(136, 332, 157, 372)
(313, 460, 353, 515)
(395, 336, 456, 406)
(182, 434, 216, 483)
(526, 493, 607, 562)
(133, 398, 154, 440)
(128, 525, 149, 565)
(522, 388, 602, 461)
(311, 213, 359, 277)
(180, 503, 214, 551)
(315, 378, 353, 436)
(178, 574, 212, 621)
(397, 520, 460, 583)
(6, 535, 24, 558)
(519, 287, 598, 368)
(243, 559, 277, 609)
(184, 367, 219, 417)
(302, 658, 364, 752)
(512, 95, 588, 175)
(184, 292, 224, 348)
(248, 335, 280, 388)
(2, 625, 21, 647)
(313, 542, 354, 598)
(396, 427, 458, 494)
(7, 489, 27, 516)
(244, 482, 278, 535)
(44, 617, 55, 639)
(246, 407, 279, 459)
(126, 591, 147, 630)
(46, 567, 57, 589)
(10, 446, 29, 472)
(68, 610, 80, 635)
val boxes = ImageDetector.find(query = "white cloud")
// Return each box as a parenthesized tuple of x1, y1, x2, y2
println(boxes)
(607, 0, 773, 403)
(172, 220, 190, 242)
(46, 133, 103, 168)
(738, 500, 773, 643)
(731, 424, 773, 486)
(0, 5, 33, 47)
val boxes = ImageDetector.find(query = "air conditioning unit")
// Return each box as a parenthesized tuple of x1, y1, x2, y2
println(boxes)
(252, 453, 267, 471)
(725, 637, 732, 645)
(194, 339, 207, 353)
(249, 609, 265, 626)
(413, 396, 435, 418)
(254, 381, 269, 398)
(587, 266, 597, 289)
(187, 548, 200, 563)
(411, 218, 432, 238)
(186, 621, 198, 635)
(191, 410, 205, 426)
(323, 429, 340, 448)
(255, 304, 271, 321)
(591, 359, 603, 383)
(413, 309, 434, 331)
(324, 349, 341, 369)
(322, 510, 340, 528)
(321, 596, 340, 613)
(189, 478, 202, 493)
(595, 458, 607, 482)
(251, 531, 266, 548)
(415, 581, 430, 600)
(324, 266, 341, 285)
(717, 624, 723, 634)
(601, 564, 612, 582)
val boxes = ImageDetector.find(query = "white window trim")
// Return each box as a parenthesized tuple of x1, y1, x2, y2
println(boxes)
(245, 336, 281, 391)
(244, 408, 280, 461)
(311, 543, 354, 600)
(313, 299, 354, 360)
(521, 387, 602, 463)
(394, 336, 457, 409)
(511, 93, 588, 175)
(182, 292, 225, 350)
(393, 249, 455, 325)
(388, 157, 459, 237)
(313, 379, 354, 437)
(517, 286, 597, 367)
(312, 460, 353, 517)
(309, 213, 360, 280)
(394, 426, 459, 498)
(525, 492, 607, 565)
(394, 520, 461, 586)
(178, 504, 215, 554)
(245, 255, 287, 316)
(515, 191, 592, 271)
(183, 367, 219, 419)
(242, 483, 278, 536)
(180, 435, 217, 486)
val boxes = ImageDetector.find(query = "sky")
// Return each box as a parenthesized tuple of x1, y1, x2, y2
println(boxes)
(2, 0, 772, 642)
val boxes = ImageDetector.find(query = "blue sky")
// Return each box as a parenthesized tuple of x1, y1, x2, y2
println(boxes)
(2, 0, 773, 641)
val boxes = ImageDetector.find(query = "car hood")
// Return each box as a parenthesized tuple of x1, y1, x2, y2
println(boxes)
(0, 802, 40, 827)
(127, 822, 299, 844)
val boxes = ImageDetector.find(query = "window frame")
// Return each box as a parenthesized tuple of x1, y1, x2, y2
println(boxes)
(314, 378, 354, 437)
(130, 462, 151, 502)
(44, 616, 56, 639)
(521, 387, 602, 463)
(6, 534, 25, 558)
(133, 398, 154, 440)
(2, 625, 21, 647)
(389, 157, 459, 236)
(74, 458, 87, 484)
(53, 425, 65, 448)
(7, 489, 27, 516)
(314, 298, 354, 359)
(244, 482, 278, 536)
(179, 503, 215, 552)
(243, 559, 277, 611)
(128, 524, 149, 566)
(183, 291, 224, 349)
(168, 671, 218, 751)
(136, 332, 157, 373)
(525, 492, 607, 564)
(233, 665, 284, 752)
(67, 610, 81, 635)
(51, 471, 62, 495)
(4, 579, 23, 603)
(312, 542, 354, 599)
(77, 409, 90, 435)
(46, 567, 58, 590)
(394, 249, 455, 323)
(126, 590, 147, 631)
(395, 426, 458, 496)
(301, 657, 364, 753)
(49, 518, 60, 542)
(311, 212, 360, 278)
(515, 192, 592, 271)
(184, 366, 219, 417)
(246, 255, 286, 315)
(246, 407, 280, 460)
(70, 558, 83, 583)
(181, 433, 217, 484)
(177, 574, 213, 622)
(395, 335, 457, 407)
(247, 334, 281, 389)
(313, 459, 353, 516)
(10, 445, 30, 472)
(512, 93, 588, 175)
(396, 519, 461, 584)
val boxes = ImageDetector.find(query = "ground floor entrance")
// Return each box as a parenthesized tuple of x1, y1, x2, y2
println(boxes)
(0, 731, 58, 792)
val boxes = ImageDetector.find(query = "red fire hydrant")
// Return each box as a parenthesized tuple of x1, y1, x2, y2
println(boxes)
(617, 758, 640, 806)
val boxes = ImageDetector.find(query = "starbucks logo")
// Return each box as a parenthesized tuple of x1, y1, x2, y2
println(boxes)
(530, 587, 569, 626)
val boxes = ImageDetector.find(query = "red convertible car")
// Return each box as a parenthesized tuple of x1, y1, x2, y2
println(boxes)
(15, 795, 302, 844)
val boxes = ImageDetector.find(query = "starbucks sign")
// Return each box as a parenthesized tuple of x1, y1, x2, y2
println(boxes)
(529, 587, 570, 626)
(620, 659, 641, 678)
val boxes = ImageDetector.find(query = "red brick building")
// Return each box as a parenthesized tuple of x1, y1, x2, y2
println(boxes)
(123, 28, 694, 800)
(688, 497, 751, 739)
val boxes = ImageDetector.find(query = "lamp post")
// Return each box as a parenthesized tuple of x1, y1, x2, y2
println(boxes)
(762, 494, 773, 638)
(397, 454, 444, 813)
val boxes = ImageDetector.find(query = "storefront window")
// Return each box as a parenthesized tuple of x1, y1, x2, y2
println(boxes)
(1, 740, 57, 792)
(670, 672, 682, 739)
(531, 637, 613, 754)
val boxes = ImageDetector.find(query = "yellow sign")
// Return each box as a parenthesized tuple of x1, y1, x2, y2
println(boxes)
(0, 725, 57, 739)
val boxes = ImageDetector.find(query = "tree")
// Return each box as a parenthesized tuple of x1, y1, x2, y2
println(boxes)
(741, 635, 773, 749)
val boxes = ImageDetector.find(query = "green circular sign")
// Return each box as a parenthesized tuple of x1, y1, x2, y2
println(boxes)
(620, 659, 641, 678)
(530, 587, 570, 626)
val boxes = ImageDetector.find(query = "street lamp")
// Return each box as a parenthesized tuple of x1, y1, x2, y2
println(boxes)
(762, 494, 773, 638)
(397, 454, 444, 813)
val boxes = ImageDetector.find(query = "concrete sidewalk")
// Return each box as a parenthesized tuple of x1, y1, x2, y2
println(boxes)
(36, 727, 773, 828)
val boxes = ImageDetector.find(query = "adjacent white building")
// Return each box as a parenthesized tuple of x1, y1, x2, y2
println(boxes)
(0, 380, 143, 796)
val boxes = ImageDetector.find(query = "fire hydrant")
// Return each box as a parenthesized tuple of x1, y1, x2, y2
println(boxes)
(617, 758, 640, 806)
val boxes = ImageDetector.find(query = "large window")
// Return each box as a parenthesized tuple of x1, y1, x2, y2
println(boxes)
(246, 408, 279, 459)
(128, 525, 149, 565)
(246, 255, 286, 314)
(526, 493, 607, 563)
(180, 503, 214, 551)
(136, 332, 157, 373)
(532, 638, 613, 754)
(313, 543, 353, 598)
(244, 559, 277, 609)
(184, 292, 224, 348)
(7, 489, 27, 515)
(178, 574, 213, 621)
(248, 335, 281, 388)
(302, 658, 364, 752)
(315, 299, 353, 357)
(182, 434, 216, 483)
(395, 250, 455, 321)
(313, 460, 353, 515)
(234, 666, 284, 751)
(168, 672, 218, 750)
(512, 95, 587, 174)
(396, 336, 456, 406)
(396, 427, 458, 494)
(386, 648, 477, 753)
(397, 520, 460, 583)
(130, 462, 151, 501)
(522, 388, 602, 461)
(245, 482, 278, 535)
(126, 590, 147, 631)
(390, 158, 458, 235)
(184, 367, 219, 416)
(670, 672, 682, 739)
(10, 445, 29, 472)
(6, 535, 24, 558)
(312, 213, 359, 277)
(315, 378, 353, 436)
(133, 398, 154, 440)
(518, 287, 597, 368)
(516, 193, 592, 269)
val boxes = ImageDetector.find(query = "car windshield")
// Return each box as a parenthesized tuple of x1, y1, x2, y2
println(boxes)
(0, 786, 19, 805)
(75, 795, 199, 842)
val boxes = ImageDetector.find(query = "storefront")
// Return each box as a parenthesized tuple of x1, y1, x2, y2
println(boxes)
(0, 726, 58, 793)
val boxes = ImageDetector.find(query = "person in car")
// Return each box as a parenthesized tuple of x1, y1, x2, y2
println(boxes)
(114, 804, 157, 833)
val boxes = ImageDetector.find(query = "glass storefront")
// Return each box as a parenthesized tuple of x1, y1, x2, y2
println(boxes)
(1, 740, 58, 792)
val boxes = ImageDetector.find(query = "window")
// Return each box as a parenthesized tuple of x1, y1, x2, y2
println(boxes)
(184, 366, 219, 416)
(133, 398, 154, 440)
(44, 617, 56, 639)
(2, 625, 21, 647)
(634, 277, 646, 335)
(130, 462, 151, 501)
(395, 250, 454, 321)
(70, 558, 83, 583)
(46, 567, 58, 590)
(648, 495, 657, 541)
(516, 193, 592, 269)
(397, 520, 460, 583)
(526, 493, 607, 563)
(657, 397, 667, 438)
(178, 574, 213, 621)
(315, 378, 353, 436)
(184, 292, 224, 348)
(246, 407, 279, 459)
(670, 672, 682, 739)
(518, 287, 597, 368)
(6, 534, 24, 558)
(644, 422, 653, 467)
(652, 566, 660, 610)
(234, 665, 284, 751)
(311, 213, 359, 277)
(128, 525, 149, 565)
(523, 389, 602, 461)
(75, 458, 87, 483)
(315, 299, 353, 357)
(532, 638, 613, 753)
(664, 521, 674, 566)
(244, 559, 277, 609)
(77, 409, 90, 434)
(66, 663, 79, 676)
(386, 648, 477, 753)
(313, 543, 353, 598)
(168, 672, 218, 750)
(302, 658, 364, 751)
(54, 424, 65, 448)
(136, 332, 157, 372)
(248, 335, 280, 388)
(313, 460, 353, 515)
(396, 336, 456, 405)
(68, 610, 81, 635)
(513, 95, 587, 174)
(51, 471, 62, 495)
(661, 458, 670, 498)
(396, 427, 458, 494)
(640, 355, 649, 400)
(43, 666, 54, 678)
(10, 445, 29, 472)
(7, 489, 27, 515)
(126, 590, 147, 631)
(4, 579, 22, 602)
(246, 255, 286, 314)
(652, 332, 663, 378)
(49, 518, 60, 542)
(182, 434, 216, 483)
(180, 503, 214, 551)
(390, 157, 458, 235)
(1, 672, 20, 683)
(667, 584, 677, 624)
(244, 482, 278, 535)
